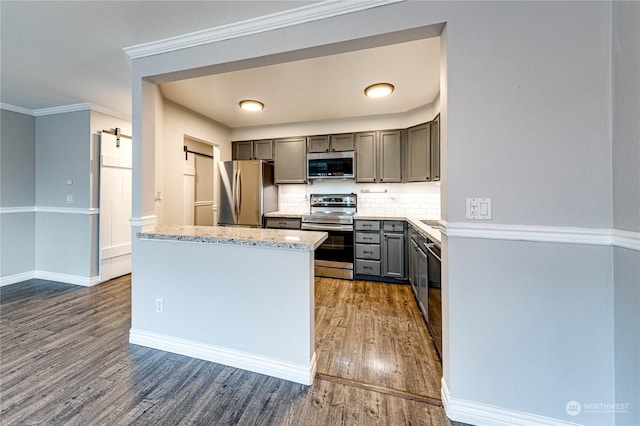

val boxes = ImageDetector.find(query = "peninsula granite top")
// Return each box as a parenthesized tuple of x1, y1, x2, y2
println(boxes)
(137, 224, 328, 251)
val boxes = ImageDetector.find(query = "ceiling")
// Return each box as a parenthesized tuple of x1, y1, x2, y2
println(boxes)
(160, 38, 440, 128)
(1, 1, 440, 128)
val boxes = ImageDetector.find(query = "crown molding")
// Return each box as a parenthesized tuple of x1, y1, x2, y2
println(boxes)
(1, 102, 131, 121)
(123, 0, 404, 59)
(0, 103, 35, 116)
(33, 103, 90, 116)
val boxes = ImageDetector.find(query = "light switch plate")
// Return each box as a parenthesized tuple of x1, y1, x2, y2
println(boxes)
(466, 198, 491, 220)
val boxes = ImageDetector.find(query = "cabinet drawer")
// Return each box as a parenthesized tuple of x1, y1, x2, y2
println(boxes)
(264, 217, 301, 229)
(355, 260, 381, 276)
(355, 220, 380, 231)
(355, 244, 381, 260)
(355, 232, 381, 244)
(383, 221, 405, 232)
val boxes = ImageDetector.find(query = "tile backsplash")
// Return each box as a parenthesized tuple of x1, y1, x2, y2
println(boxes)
(276, 182, 441, 218)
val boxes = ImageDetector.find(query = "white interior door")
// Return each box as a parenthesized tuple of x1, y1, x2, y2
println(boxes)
(99, 132, 132, 282)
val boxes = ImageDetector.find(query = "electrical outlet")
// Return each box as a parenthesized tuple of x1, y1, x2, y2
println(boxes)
(155, 298, 164, 313)
(66, 195, 73, 204)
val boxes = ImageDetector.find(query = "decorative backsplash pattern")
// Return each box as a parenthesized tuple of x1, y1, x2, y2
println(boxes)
(276, 182, 441, 219)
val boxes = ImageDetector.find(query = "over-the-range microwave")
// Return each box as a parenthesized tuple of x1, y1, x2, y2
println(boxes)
(307, 151, 355, 180)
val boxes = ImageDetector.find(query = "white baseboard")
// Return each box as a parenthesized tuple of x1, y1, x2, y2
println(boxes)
(129, 328, 316, 386)
(441, 378, 581, 426)
(0, 270, 99, 287)
(0, 271, 37, 287)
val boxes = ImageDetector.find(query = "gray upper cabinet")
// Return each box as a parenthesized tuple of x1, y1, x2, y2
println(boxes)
(430, 114, 440, 181)
(407, 123, 432, 182)
(378, 130, 402, 183)
(356, 130, 402, 183)
(355, 132, 377, 183)
(307, 135, 330, 153)
(254, 140, 274, 160)
(232, 140, 273, 161)
(232, 141, 254, 160)
(308, 134, 354, 153)
(330, 133, 354, 152)
(274, 137, 307, 184)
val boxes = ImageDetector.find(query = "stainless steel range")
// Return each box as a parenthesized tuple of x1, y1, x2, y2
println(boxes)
(301, 194, 356, 279)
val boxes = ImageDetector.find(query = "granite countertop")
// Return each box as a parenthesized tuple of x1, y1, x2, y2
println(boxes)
(137, 224, 327, 251)
(264, 212, 441, 246)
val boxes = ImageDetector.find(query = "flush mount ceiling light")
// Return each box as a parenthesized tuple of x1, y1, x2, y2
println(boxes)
(239, 100, 264, 111)
(364, 82, 394, 98)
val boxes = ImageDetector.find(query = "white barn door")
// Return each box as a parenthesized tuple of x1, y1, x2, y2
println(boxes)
(99, 132, 132, 282)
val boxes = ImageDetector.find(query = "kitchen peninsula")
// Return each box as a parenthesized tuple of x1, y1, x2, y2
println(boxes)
(129, 224, 327, 385)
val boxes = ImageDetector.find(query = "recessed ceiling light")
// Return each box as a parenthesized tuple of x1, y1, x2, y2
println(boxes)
(239, 100, 264, 111)
(364, 83, 394, 98)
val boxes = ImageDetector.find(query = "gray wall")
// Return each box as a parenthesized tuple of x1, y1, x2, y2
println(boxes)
(0, 109, 36, 279)
(130, 2, 637, 425)
(34, 111, 92, 279)
(612, 2, 640, 425)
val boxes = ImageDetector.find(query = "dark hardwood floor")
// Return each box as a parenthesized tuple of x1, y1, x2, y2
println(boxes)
(0, 275, 466, 425)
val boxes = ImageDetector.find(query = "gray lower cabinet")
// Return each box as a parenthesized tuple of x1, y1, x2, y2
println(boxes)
(232, 140, 274, 160)
(382, 221, 407, 279)
(264, 217, 301, 229)
(354, 220, 381, 277)
(406, 122, 432, 182)
(355, 130, 402, 183)
(355, 220, 407, 280)
(274, 137, 307, 184)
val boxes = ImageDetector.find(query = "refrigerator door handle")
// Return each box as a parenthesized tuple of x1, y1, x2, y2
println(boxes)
(235, 169, 242, 218)
(232, 168, 239, 221)
(237, 169, 242, 217)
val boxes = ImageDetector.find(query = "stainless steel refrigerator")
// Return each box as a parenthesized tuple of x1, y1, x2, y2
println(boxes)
(218, 160, 278, 227)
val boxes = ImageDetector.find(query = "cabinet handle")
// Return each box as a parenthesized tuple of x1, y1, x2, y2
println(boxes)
(364, 266, 372, 270)
(363, 250, 372, 254)
(279, 222, 287, 226)
(363, 237, 372, 241)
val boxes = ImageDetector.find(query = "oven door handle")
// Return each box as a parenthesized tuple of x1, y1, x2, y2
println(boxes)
(423, 242, 441, 262)
(301, 223, 353, 232)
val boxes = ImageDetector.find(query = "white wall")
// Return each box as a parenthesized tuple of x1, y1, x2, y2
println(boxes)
(129, 2, 638, 425)
(159, 100, 230, 225)
(131, 238, 316, 384)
